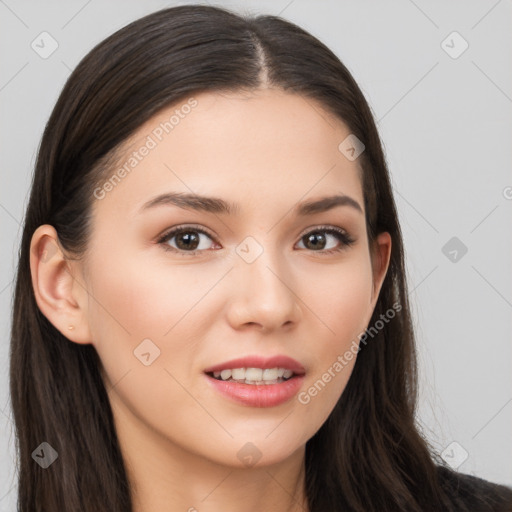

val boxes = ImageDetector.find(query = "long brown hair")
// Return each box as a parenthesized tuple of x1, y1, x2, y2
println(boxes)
(9, 4, 467, 510)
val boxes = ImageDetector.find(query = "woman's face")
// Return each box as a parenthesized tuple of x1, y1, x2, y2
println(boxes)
(58, 88, 390, 468)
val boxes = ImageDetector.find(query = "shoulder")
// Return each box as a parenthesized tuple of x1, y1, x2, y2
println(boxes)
(436, 464, 512, 511)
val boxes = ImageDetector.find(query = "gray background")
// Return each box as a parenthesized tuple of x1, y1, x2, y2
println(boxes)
(1, 0, 511, 507)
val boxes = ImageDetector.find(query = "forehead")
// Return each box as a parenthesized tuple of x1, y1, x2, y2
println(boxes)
(92, 88, 364, 219)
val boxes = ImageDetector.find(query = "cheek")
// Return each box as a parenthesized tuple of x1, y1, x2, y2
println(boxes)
(303, 253, 374, 350)
(88, 242, 216, 331)
(295, 255, 373, 419)
(85, 248, 214, 384)
(85, 251, 215, 443)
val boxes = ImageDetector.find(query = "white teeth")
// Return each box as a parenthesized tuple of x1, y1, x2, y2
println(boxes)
(231, 368, 245, 380)
(220, 369, 232, 380)
(212, 367, 295, 383)
(245, 368, 263, 381)
(262, 368, 278, 380)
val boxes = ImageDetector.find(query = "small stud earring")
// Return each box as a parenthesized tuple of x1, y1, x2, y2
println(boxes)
(68, 325, 75, 331)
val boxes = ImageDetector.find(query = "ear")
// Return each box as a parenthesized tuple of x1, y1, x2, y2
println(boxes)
(369, 231, 392, 310)
(29, 224, 92, 344)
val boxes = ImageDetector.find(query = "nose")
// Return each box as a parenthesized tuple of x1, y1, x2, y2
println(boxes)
(226, 247, 302, 332)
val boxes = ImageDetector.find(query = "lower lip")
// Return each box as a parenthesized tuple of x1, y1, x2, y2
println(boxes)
(205, 374, 305, 408)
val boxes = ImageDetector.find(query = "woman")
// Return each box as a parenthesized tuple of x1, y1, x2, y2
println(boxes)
(9, 4, 512, 511)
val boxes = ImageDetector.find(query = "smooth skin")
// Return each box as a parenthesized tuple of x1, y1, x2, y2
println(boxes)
(30, 88, 391, 512)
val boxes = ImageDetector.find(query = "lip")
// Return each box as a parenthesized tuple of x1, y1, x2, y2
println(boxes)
(205, 373, 305, 408)
(203, 355, 306, 375)
(203, 355, 306, 408)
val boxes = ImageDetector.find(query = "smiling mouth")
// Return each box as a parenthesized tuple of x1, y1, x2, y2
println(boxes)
(206, 367, 296, 385)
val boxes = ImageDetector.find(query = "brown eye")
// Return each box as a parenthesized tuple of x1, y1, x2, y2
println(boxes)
(296, 227, 355, 253)
(302, 231, 327, 250)
(158, 226, 217, 254)
(174, 231, 200, 250)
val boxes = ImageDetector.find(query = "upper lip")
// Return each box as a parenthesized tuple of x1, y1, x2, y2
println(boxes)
(204, 355, 306, 375)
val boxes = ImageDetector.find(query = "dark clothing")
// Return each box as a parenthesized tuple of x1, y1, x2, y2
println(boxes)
(437, 465, 512, 511)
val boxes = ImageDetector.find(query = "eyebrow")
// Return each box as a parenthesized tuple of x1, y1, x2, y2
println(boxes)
(139, 192, 363, 216)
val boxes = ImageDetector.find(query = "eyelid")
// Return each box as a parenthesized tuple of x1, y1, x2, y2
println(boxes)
(157, 223, 352, 240)
(156, 223, 215, 242)
(297, 223, 350, 239)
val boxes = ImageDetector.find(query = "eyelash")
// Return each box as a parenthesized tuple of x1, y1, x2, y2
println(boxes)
(156, 224, 356, 256)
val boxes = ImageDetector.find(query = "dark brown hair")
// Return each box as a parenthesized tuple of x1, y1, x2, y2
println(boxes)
(8, 4, 496, 511)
